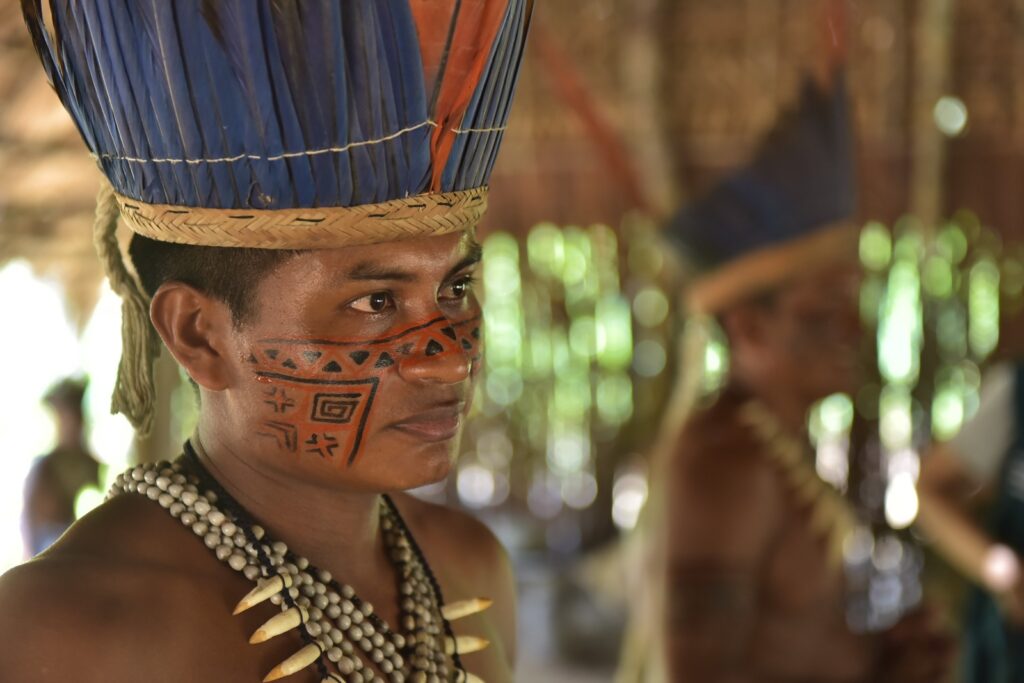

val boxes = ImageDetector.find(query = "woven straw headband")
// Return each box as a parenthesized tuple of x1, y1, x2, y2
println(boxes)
(115, 187, 488, 249)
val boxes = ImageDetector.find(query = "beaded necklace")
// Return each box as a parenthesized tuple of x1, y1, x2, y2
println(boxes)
(739, 401, 857, 571)
(110, 442, 491, 683)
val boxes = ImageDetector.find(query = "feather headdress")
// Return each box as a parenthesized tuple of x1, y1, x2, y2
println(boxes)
(667, 72, 858, 313)
(22, 0, 533, 431)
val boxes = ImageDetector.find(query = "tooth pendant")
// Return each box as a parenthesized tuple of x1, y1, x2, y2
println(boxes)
(234, 573, 293, 615)
(250, 606, 308, 644)
(441, 597, 493, 621)
(262, 642, 321, 682)
(445, 634, 490, 655)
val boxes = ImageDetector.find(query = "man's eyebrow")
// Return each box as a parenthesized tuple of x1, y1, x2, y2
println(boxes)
(444, 242, 483, 281)
(345, 262, 417, 282)
(344, 242, 483, 284)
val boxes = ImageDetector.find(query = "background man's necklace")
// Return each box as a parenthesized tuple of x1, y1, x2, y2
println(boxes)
(109, 442, 491, 683)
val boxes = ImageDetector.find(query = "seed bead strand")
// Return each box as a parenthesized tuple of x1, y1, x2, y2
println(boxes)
(179, 446, 410, 683)
(110, 446, 462, 682)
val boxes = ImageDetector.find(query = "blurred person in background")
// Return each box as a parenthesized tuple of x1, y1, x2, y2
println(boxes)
(0, 3, 532, 682)
(652, 64, 953, 682)
(916, 313, 1024, 681)
(21, 377, 100, 556)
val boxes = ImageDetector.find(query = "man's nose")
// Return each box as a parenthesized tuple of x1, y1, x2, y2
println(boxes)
(396, 328, 475, 385)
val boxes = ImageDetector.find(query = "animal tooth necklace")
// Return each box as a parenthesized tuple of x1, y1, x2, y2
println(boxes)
(110, 441, 492, 683)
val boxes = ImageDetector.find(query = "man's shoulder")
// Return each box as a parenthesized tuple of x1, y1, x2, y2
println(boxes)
(673, 392, 779, 486)
(0, 494, 223, 680)
(666, 394, 786, 560)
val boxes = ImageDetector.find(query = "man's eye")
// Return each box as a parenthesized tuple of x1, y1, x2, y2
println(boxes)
(350, 292, 393, 313)
(443, 276, 476, 300)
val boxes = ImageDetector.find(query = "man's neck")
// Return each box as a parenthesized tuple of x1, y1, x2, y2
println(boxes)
(731, 378, 812, 437)
(193, 423, 387, 582)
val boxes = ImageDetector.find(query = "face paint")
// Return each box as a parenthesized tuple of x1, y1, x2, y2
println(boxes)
(249, 314, 481, 465)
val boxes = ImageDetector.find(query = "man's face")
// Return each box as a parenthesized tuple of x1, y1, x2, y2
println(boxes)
(741, 264, 863, 401)
(222, 232, 482, 493)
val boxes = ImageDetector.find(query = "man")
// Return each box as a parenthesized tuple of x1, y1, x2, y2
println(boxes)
(22, 378, 101, 555)
(659, 70, 952, 682)
(0, 3, 532, 682)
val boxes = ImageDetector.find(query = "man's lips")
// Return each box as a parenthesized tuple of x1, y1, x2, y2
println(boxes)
(388, 403, 466, 442)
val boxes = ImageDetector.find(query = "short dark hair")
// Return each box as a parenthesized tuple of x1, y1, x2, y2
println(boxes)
(128, 235, 302, 325)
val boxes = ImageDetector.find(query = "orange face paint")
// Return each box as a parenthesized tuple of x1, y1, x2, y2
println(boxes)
(248, 314, 481, 465)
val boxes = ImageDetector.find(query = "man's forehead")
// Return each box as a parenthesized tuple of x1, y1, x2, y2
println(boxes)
(321, 232, 481, 282)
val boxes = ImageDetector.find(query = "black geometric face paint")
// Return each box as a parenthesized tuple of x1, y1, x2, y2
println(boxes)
(250, 314, 481, 465)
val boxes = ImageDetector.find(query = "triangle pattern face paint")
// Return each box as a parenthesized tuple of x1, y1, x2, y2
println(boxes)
(250, 314, 481, 466)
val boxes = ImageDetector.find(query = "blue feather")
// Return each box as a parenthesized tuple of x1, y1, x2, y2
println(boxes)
(22, 0, 534, 213)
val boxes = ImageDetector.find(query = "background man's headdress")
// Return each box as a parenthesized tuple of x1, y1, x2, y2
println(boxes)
(666, 72, 858, 313)
(22, 0, 533, 432)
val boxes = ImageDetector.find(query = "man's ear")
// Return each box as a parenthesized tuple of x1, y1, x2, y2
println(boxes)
(149, 283, 234, 391)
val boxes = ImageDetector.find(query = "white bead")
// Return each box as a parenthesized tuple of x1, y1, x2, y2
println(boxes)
(204, 532, 221, 549)
(296, 556, 309, 570)
(155, 476, 171, 491)
(228, 553, 247, 571)
(181, 491, 198, 506)
(143, 470, 157, 484)
(194, 500, 211, 516)
(135, 482, 148, 494)
(169, 502, 185, 517)
(158, 493, 174, 508)
(270, 594, 283, 606)
(243, 565, 261, 581)
(171, 473, 187, 485)
(306, 622, 322, 637)
(208, 510, 226, 526)
(313, 594, 329, 610)
(326, 605, 341, 619)
(327, 647, 343, 663)
(329, 628, 344, 644)
(146, 487, 161, 501)
(192, 521, 208, 536)
(221, 522, 237, 537)
(180, 512, 196, 526)
(131, 468, 145, 482)
(167, 483, 183, 498)
(215, 545, 232, 561)
(252, 525, 265, 540)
